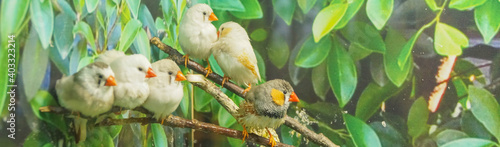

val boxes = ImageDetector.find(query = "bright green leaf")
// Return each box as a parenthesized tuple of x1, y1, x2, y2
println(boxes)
(86, 0, 98, 13)
(434, 22, 468, 56)
(250, 28, 268, 42)
(434, 129, 468, 146)
(30, 0, 54, 49)
(57, 0, 77, 20)
(29, 91, 68, 135)
(118, 19, 142, 52)
(230, 0, 263, 19)
(407, 97, 429, 139)
(356, 82, 398, 121)
(22, 29, 50, 100)
(425, 0, 440, 11)
(385, 28, 412, 87)
(469, 86, 500, 141)
(366, 0, 393, 30)
(151, 123, 168, 147)
(218, 106, 236, 128)
(73, 21, 96, 51)
(441, 138, 497, 147)
(397, 31, 420, 69)
(474, 0, 500, 44)
(312, 3, 348, 42)
(1, 0, 29, 37)
(209, 0, 245, 12)
(295, 35, 332, 68)
(312, 62, 330, 100)
(297, 0, 316, 14)
(126, 0, 141, 18)
(273, 0, 296, 25)
(54, 14, 74, 59)
(77, 56, 93, 71)
(328, 37, 357, 108)
(344, 114, 382, 147)
(335, 0, 364, 29)
(132, 29, 151, 59)
(341, 21, 386, 53)
(450, 0, 488, 10)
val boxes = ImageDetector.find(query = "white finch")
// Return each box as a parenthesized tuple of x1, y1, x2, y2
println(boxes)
(143, 59, 186, 123)
(212, 21, 261, 93)
(237, 79, 299, 146)
(110, 54, 157, 109)
(179, 3, 218, 76)
(94, 50, 125, 64)
(56, 62, 117, 142)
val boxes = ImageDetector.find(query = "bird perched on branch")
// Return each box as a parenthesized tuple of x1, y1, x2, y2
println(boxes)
(179, 3, 218, 77)
(212, 22, 261, 93)
(236, 79, 300, 147)
(110, 54, 157, 109)
(143, 59, 186, 124)
(56, 62, 117, 143)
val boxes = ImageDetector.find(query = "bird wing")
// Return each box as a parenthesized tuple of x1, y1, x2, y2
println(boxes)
(237, 45, 261, 80)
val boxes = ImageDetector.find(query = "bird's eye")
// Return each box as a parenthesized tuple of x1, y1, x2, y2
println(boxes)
(168, 71, 173, 75)
(221, 28, 224, 31)
(138, 67, 143, 71)
(203, 12, 207, 15)
(283, 91, 287, 94)
(98, 74, 103, 79)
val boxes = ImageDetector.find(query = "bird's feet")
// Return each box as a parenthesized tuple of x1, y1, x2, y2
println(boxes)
(243, 84, 252, 94)
(266, 128, 276, 147)
(183, 54, 189, 67)
(241, 125, 248, 142)
(221, 75, 230, 87)
(161, 118, 165, 125)
(205, 59, 212, 77)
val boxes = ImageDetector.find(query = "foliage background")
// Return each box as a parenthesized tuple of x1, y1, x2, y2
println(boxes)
(0, 0, 499, 146)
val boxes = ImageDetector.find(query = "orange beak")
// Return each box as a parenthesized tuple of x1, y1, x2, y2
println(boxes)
(289, 92, 299, 102)
(217, 31, 220, 38)
(105, 76, 117, 86)
(175, 71, 187, 81)
(146, 67, 157, 78)
(208, 12, 218, 21)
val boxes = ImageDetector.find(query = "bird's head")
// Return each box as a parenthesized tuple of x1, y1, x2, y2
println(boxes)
(112, 54, 156, 82)
(150, 59, 186, 84)
(217, 21, 249, 40)
(76, 62, 117, 87)
(187, 4, 218, 23)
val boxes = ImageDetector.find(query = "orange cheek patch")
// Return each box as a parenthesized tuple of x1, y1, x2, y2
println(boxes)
(220, 28, 232, 38)
(271, 88, 285, 106)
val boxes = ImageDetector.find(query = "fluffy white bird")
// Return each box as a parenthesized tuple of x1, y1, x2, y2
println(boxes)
(56, 62, 117, 142)
(143, 59, 186, 123)
(212, 22, 261, 93)
(179, 3, 218, 76)
(110, 54, 157, 109)
(94, 50, 125, 65)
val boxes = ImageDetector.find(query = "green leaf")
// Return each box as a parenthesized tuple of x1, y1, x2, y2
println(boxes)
(194, 87, 212, 112)
(474, 0, 500, 44)
(434, 22, 468, 56)
(348, 43, 373, 61)
(425, 0, 440, 11)
(54, 14, 74, 59)
(455, 59, 486, 84)
(450, 0, 488, 10)
(22, 29, 50, 100)
(370, 55, 389, 86)
(366, 0, 393, 30)
(334, 0, 364, 29)
(1, 0, 29, 37)
(218, 106, 236, 128)
(29, 91, 68, 135)
(250, 28, 268, 42)
(77, 56, 94, 71)
(281, 126, 301, 146)
(268, 34, 290, 69)
(209, 0, 245, 12)
(272, 0, 296, 25)
(139, 4, 157, 36)
(126, 0, 140, 18)
(30, 0, 54, 49)
(255, 51, 266, 81)
(441, 138, 497, 147)
(23, 131, 53, 147)
(84, 128, 114, 146)
(341, 21, 386, 53)
(151, 123, 168, 147)
(328, 37, 357, 108)
(461, 110, 492, 139)
(312, 62, 330, 100)
(469, 86, 500, 141)
(407, 97, 429, 139)
(434, 129, 468, 146)
(384, 28, 412, 87)
(118, 19, 142, 52)
(397, 31, 421, 68)
(288, 40, 311, 85)
(344, 114, 382, 147)
(86, 0, 98, 13)
(297, 0, 316, 14)
(355, 82, 398, 121)
(230, 0, 263, 19)
(73, 22, 97, 51)
(312, 3, 348, 42)
(369, 121, 407, 147)
(295, 35, 332, 68)
(57, 0, 77, 20)
(132, 29, 151, 59)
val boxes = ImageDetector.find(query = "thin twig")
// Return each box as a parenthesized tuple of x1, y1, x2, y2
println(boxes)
(150, 37, 338, 147)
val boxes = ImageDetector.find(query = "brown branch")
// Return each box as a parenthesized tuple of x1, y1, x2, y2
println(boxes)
(151, 37, 338, 147)
(39, 106, 292, 147)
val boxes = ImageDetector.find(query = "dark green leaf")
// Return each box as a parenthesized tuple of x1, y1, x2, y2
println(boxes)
(268, 34, 290, 69)
(54, 14, 74, 59)
(312, 61, 330, 100)
(454, 59, 486, 84)
(474, 0, 500, 44)
(407, 97, 429, 139)
(139, 4, 157, 37)
(370, 54, 389, 86)
(281, 126, 301, 146)
(194, 87, 212, 112)
(312, 3, 348, 42)
(73, 21, 97, 51)
(328, 37, 357, 108)
(335, 0, 364, 29)
(369, 121, 407, 147)
(255, 51, 266, 81)
(355, 82, 398, 121)
(440, 138, 497, 147)
(218, 106, 236, 128)
(434, 22, 468, 56)
(23, 29, 50, 100)
(425, 0, 440, 11)
(84, 128, 114, 146)
(273, 0, 296, 25)
(297, 0, 316, 14)
(434, 129, 468, 146)
(450, 0, 488, 10)
(366, 0, 393, 30)
(385, 28, 412, 87)
(29, 91, 68, 135)
(469, 86, 500, 141)
(344, 114, 382, 147)
(23, 131, 53, 147)
(126, 0, 141, 18)
(288, 39, 311, 85)
(86, 0, 99, 13)
(151, 123, 168, 147)
(341, 21, 386, 53)
(461, 110, 492, 139)
(295, 35, 332, 68)
(230, 0, 263, 19)
(209, 0, 245, 12)
(452, 78, 468, 107)
(118, 19, 142, 52)
(30, 0, 54, 48)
